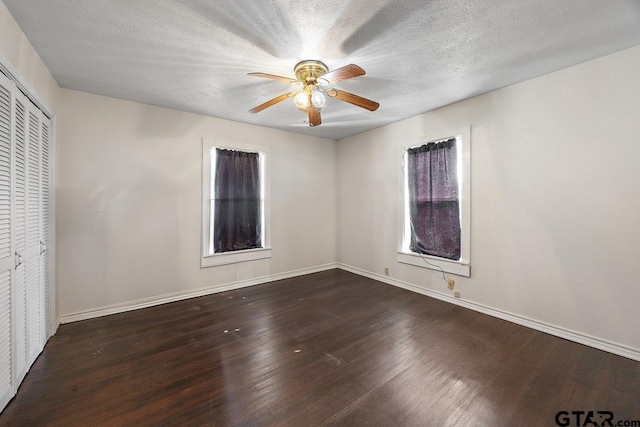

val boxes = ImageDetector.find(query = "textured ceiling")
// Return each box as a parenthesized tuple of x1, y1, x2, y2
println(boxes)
(4, 0, 640, 140)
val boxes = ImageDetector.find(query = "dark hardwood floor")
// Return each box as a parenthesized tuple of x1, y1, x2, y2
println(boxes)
(1, 269, 639, 426)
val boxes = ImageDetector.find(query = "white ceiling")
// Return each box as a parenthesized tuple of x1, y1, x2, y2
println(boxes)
(4, 0, 640, 140)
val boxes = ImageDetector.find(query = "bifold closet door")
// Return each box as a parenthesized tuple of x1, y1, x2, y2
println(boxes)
(0, 70, 52, 414)
(11, 88, 29, 387)
(39, 114, 50, 341)
(25, 101, 43, 364)
(0, 71, 13, 412)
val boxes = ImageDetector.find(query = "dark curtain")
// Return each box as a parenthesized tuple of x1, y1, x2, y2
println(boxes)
(407, 138, 461, 260)
(214, 148, 262, 253)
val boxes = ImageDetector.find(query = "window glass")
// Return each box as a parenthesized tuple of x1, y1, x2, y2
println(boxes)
(407, 138, 460, 260)
(201, 140, 271, 268)
(212, 148, 262, 253)
(398, 127, 470, 277)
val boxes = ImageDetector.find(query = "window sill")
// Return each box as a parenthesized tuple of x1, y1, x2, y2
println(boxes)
(397, 251, 470, 277)
(201, 247, 272, 268)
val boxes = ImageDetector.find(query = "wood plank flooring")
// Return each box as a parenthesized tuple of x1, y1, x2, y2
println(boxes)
(1, 269, 639, 426)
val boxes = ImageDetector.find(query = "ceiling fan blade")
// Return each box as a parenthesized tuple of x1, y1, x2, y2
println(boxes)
(326, 89, 379, 111)
(248, 72, 298, 84)
(308, 93, 321, 126)
(249, 92, 296, 113)
(308, 106, 321, 127)
(322, 64, 365, 84)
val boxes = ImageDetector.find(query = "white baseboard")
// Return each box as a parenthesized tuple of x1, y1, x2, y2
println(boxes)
(59, 262, 339, 324)
(57, 261, 640, 362)
(337, 263, 640, 362)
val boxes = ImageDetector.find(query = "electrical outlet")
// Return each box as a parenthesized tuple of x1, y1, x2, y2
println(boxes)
(454, 291, 460, 298)
(447, 279, 455, 290)
(384, 267, 389, 276)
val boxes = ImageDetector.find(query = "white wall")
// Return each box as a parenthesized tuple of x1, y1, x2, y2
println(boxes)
(337, 45, 640, 353)
(58, 89, 337, 317)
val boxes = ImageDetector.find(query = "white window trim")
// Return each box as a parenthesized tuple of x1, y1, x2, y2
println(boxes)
(397, 126, 471, 277)
(201, 138, 271, 267)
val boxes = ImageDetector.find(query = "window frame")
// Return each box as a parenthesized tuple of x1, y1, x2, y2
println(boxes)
(201, 138, 271, 267)
(397, 126, 471, 277)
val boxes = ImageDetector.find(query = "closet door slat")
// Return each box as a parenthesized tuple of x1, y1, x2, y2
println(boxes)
(25, 106, 42, 364)
(0, 73, 12, 413)
(11, 90, 29, 388)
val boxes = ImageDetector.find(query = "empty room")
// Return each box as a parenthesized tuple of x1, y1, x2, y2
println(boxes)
(0, 0, 639, 426)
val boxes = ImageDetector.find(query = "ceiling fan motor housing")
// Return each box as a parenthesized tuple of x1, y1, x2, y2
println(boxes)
(294, 60, 328, 84)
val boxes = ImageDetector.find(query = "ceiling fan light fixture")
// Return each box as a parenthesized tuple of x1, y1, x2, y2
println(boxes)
(294, 90, 309, 111)
(311, 90, 326, 110)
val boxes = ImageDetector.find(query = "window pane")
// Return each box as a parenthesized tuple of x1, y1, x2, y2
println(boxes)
(213, 148, 262, 253)
(407, 138, 461, 260)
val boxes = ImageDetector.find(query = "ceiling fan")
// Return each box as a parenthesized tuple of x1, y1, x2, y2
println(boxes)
(248, 60, 379, 127)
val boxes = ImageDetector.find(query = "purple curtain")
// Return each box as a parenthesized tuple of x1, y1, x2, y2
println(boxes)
(408, 138, 461, 260)
(214, 149, 262, 253)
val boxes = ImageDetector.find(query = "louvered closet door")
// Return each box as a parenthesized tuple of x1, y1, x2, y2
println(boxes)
(0, 72, 14, 412)
(39, 113, 50, 340)
(11, 89, 28, 386)
(25, 102, 42, 363)
(0, 69, 53, 415)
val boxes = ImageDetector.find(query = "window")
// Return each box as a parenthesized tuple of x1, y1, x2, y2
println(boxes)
(202, 139, 271, 267)
(398, 127, 470, 277)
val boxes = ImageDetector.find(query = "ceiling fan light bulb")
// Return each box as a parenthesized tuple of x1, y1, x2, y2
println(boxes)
(311, 91, 326, 109)
(294, 91, 309, 110)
